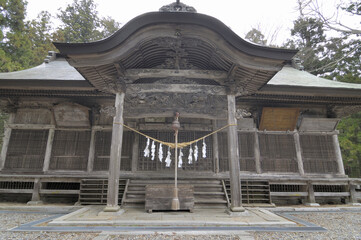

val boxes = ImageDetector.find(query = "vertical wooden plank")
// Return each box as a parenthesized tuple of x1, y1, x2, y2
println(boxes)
(293, 132, 305, 175)
(332, 134, 345, 175)
(212, 120, 219, 174)
(104, 92, 125, 212)
(0, 113, 14, 170)
(42, 128, 55, 172)
(254, 131, 261, 174)
(131, 133, 139, 172)
(87, 128, 97, 172)
(227, 95, 244, 212)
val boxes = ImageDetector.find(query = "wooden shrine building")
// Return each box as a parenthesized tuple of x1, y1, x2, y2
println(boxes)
(0, 2, 360, 210)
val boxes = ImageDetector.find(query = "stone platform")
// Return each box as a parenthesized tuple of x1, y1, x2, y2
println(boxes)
(48, 206, 296, 227)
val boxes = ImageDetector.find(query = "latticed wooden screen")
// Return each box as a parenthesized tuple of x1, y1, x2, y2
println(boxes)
(300, 135, 338, 173)
(138, 131, 213, 171)
(259, 133, 298, 173)
(238, 132, 256, 172)
(5, 130, 48, 171)
(218, 132, 229, 172)
(217, 132, 256, 172)
(93, 131, 133, 171)
(49, 131, 90, 170)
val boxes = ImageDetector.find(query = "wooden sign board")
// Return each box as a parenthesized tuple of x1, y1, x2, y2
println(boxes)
(299, 118, 339, 132)
(54, 103, 90, 127)
(259, 107, 299, 131)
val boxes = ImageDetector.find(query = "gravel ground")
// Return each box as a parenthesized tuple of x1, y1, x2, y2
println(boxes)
(0, 211, 360, 240)
(254, 212, 361, 240)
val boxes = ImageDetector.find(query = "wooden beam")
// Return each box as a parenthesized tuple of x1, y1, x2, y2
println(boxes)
(293, 132, 305, 176)
(127, 84, 227, 95)
(125, 69, 227, 81)
(43, 129, 55, 172)
(104, 92, 125, 212)
(227, 95, 244, 212)
(0, 113, 15, 170)
(87, 128, 97, 172)
(333, 134, 345, 175)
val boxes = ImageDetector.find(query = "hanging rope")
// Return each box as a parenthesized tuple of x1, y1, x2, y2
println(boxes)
(114, 122, 236, 149)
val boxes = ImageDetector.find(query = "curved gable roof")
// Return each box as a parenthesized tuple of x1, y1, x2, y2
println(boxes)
(54, 11, 297, 61)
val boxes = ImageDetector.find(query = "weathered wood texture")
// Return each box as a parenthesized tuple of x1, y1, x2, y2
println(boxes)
(300, 135, 338, 173)
(145, 184, 194, 212)
(106, 92, 125, 209)
(293, 132, 305, 175)
(227, 95, 242, 208)
(299, 118, 339, 132)
(259, 107, 299, 131)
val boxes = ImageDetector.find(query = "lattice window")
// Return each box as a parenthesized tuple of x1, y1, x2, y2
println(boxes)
(239, 132, 256, 172)
(217, 132, 256, 172)
(138, 131, 213, 171)
(259, 133, 298, 173)
(49, 131, 90, 171)
(300, 135, 338, 173)
(218, 132, 229, 172)
(5, 130, 48, 171)
(93, 131, 133, 171)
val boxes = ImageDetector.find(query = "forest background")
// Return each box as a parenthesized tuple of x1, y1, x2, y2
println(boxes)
(0, 0, 360, 176)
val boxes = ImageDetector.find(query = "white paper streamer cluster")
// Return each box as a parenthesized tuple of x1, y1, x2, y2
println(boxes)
(143, 137, 207, 167)
(178, 149, 183, 168)
(143, 138, 150, 157)
(165, 147, 171, 167)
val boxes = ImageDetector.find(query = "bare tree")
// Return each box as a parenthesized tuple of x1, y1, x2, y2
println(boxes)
(300, 0, 361, 35)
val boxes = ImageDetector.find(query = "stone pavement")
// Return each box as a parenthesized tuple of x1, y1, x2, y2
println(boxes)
(48, 206, 295, 227)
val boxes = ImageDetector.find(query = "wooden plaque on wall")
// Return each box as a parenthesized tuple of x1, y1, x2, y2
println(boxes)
(259, 107, 299, 131)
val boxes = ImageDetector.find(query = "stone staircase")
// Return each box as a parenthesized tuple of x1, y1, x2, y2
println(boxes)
(79, 179, 128, 205)
(123, 179, 228, 209)
(223, 179, 273, 206)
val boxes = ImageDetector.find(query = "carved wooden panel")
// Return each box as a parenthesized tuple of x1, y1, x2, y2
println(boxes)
(259, 133, 298, 173)
(49, 131, 90, 170)
(259, 107, 299, 131)
(4, 130, 48, 171)
(53, 103, 90, 127)
(300, 135, 338, 173)
(93, 131, 133, 171)
(14, 108, 51, 124)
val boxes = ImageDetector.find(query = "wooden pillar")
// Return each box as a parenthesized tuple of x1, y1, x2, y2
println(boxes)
(212, 120, 220, 174)
(254, 131, 261, 174)
(294, 132, 305, 175)
(332, 133, 345, 175)
(131, 133, 139, 172)
(87, 128, 97, 172)
(104, 92, 125, 212)
(0, 113, 15, 170)
(305, 181, 320, 206)
(27, 178, 43, 205)
(42, 128, 55, 172)
(227, 95, 244, 212)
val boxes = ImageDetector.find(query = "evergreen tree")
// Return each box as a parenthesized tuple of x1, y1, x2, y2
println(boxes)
(245, 28, 267, 45)
(0, 0, 33, 72)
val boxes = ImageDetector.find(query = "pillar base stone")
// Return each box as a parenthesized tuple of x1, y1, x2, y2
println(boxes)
(304, 203, 320, 207)
(349, 203, 361, 206)
(99, 206, 124, 216)
(226, 207, 248, 216)
(27, 201, 43, 205)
